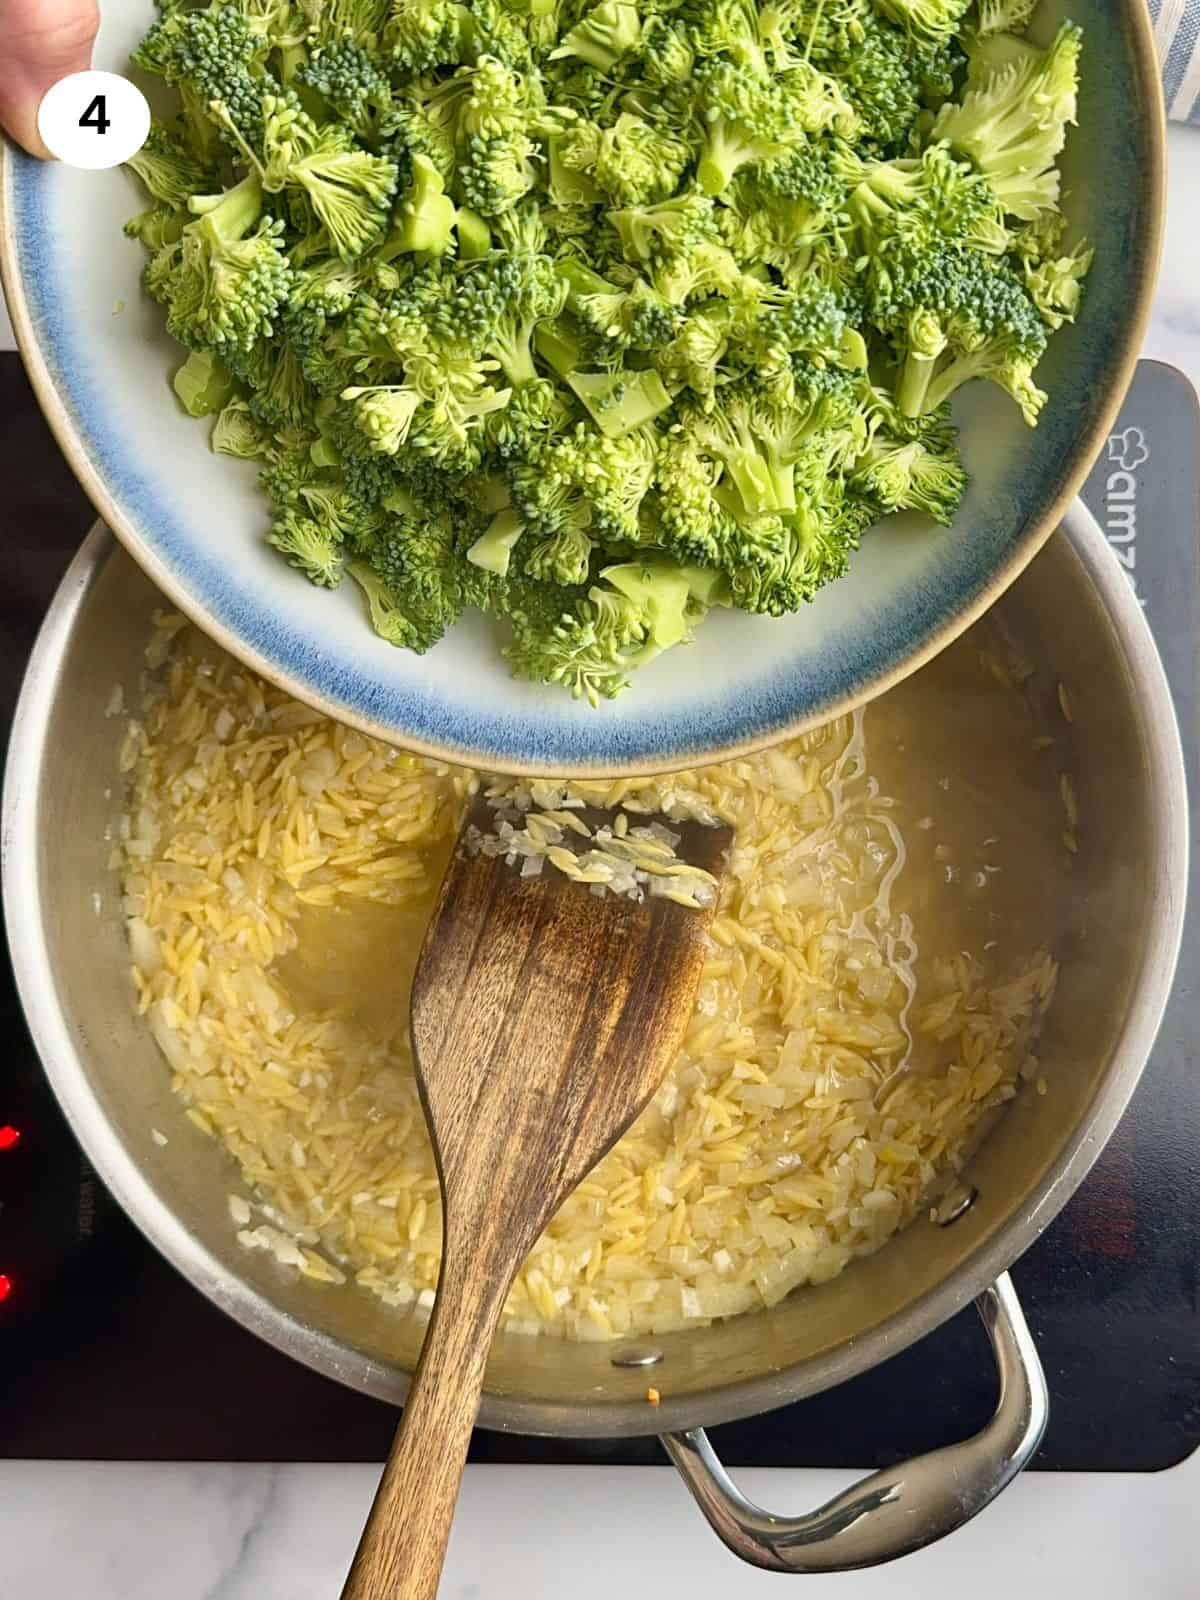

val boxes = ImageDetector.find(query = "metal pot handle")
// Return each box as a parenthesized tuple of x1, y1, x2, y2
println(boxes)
(659, 1272, 1047, 1573)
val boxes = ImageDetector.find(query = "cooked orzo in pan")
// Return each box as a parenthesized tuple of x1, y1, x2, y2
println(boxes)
(120, 615, 1067, 1340)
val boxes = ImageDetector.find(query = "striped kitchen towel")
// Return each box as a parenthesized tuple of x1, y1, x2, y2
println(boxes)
(1151, 0, 1200, 121)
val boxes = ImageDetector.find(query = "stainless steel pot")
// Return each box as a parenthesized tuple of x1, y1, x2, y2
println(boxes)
(3, 505, 1187, 1574)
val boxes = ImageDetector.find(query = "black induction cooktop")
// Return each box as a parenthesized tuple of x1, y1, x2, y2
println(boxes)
(1, 355, 1196, 1470)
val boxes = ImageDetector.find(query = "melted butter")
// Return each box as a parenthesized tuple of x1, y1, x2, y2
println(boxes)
(273, 900, 432, 1037)
(270, 617, 1068, 1065)
(865, 620, 1067, 968)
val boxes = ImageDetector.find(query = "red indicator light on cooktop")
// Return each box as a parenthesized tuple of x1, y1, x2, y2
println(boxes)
(0, 1276, 11, 1302)
(0, 1126, 20, 1151)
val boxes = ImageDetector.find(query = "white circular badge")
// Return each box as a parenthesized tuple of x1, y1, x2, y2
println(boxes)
(37, 71, 151, 169)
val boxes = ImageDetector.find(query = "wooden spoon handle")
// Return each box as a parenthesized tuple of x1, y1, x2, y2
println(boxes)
(340, 1275, 503, 1600)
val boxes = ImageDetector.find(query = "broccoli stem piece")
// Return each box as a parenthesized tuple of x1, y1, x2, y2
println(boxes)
(494, 336, 539, 387)
(380, 154, 458, 258)
(456, 207, 492, 259)
(533, 319, 585, 377)
(557, 257, 616, 311)
(172, 350, 236, 417)
(347, 561, 414, 644)
(468, 506, 525, 575)
(190, 171, 262, 235)
(897, 310, 949, 418)
(566, 370, 674, 437)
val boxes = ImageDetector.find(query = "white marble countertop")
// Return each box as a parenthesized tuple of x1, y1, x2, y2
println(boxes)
(3, 124, 1199, 1600)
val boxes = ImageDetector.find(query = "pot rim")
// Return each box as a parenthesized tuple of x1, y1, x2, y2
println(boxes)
(2, 505, 1188, 1438)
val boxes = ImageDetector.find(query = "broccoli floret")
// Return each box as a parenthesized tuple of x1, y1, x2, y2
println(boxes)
(152, 173, 292, 355)
(841, 143, 1010, 280)
(930, 21, 1081, 219)
(125, 120, 213, 208)
(487, 375, 572, 456)
(126, 205, 188, 251)
(649, 428, 733, 563)
(444, 251, 568, 385)
(508, 423, 657, 578)
(874, 0, 971, 45)
(216, 92, 399, 260)
(340, 383, 424, 453)
(559, 258, 683, 351)
(808, 8, 958, 153)
(652, 303, 731, 397)
(720, 141, 843, 277)
(348, 510, 476, 649)
(851, 430, 966, 521)
(460, 132, 538, 215)
(298, 39, 393, 141)
(683, 376, 863, 516)
(211, 397, 273, 456)
(558, 113, 691, 206)
(505, 560, 711, 703)
(269, 509, 345, 587)
(651, 238, 758, 306)
(136, 5, 268, 148)
(881, 251, 1048, 422)
(228, 335, 315, 426)
(551, 0, 641, 69)
(383, 98, 459, 185)
(693, 65, 797, 198)
(384, 0, 473, 72)
(606, 194, 719, 264)
(716, 506, 832, 614)
(975, 0, 1038, 38)
(1023, 236, 1093, 330)
(640, 18, 696, 86)
(423, 54, 552, 215)
(730, 283, 851, 378)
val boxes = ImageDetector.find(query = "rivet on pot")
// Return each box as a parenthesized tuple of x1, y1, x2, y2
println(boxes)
(610, 1344, 663, 1368)
(934, 1183, 979, 1227)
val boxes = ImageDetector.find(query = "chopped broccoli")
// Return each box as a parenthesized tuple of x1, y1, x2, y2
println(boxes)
(124, 121, 213, 209)
(551, 0, 641, 69)
(506, 560, 713, 703)
(269, 509, 345, 587)
(125, 0, 1089, 696)
(211, 397, 273, 456)
(173, 349, 236, 416)
(874, 0, 971, 46)
(851, 430, 967, 522)
(975, 0, 1038, 38)
(150, 173, 292, 355)
(930, 21, 1081, 219)
(693, 58, 857, 195)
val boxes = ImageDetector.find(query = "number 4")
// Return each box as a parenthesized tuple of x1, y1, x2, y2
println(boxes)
(79, 94, 111, 135)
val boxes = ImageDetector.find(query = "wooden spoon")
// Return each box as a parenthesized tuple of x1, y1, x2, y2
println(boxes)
(340, 792, 732, 1600)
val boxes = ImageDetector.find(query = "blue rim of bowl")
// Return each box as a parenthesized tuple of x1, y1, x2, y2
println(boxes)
(0, 12, 1166, 778)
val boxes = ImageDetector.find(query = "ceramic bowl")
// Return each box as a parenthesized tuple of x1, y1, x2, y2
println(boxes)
(0, 0, 1164, 776)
